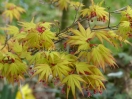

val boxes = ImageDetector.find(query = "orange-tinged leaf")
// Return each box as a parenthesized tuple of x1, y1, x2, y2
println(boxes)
(108, 31, 132, 46)
(80, 1, 108, 20)
(90, 44, 116, 70)
(83, 75, 106, 91)
(95, 31, 113, 45)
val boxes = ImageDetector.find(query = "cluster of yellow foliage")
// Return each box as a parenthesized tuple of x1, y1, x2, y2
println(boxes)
(0, 0, 132, 99)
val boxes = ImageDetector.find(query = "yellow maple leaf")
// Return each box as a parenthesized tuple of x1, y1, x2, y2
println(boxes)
(19, 18, 57, 49)
(62, 74, 86, 99)
(83, 75, 105, 92)
(0, 25, 19, 35)
(2, 3, 25, 22)
(91, 44, 116, 70)
(69, 1, 84, 9)
(0, 52, 27, 83)
(33, 64, 52, 82)
(74, 62, 92, 75)
(95, 30, 113, 45)
(118, 21, 131, 39)
(67, 23, 94, 54)
(121, 6, 132, 21)
(81, 1, 108, 21)
(108, 30, 132, 46)
(52, 0, 70, 10)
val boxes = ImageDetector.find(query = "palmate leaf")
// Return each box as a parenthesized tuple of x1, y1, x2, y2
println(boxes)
(24, 32, 40, 48)
(29, 52, 48, 65)
(0, 25, 19, 35)
(108, 31, 132, 46)
(91, 44, 116, 70)
(83, 75, 105, 91)
(1, 63, 10, 76)
(12, 9, 20, 20)
(53, 0, 70, 10)
(80, 1, 108, 20)
(0, 58, 27, 83)
(62, 74, 86, 99)
(74, 62, 92, 75)
(52, 64, 71, 80)
(95, 31, 113, 45)
(44, 52, 72, 80)
(40, 30, 57, 48)
(13, 32, 27, 40)
(2, 3, 25, 22)
(18, 18, 36, 31)
(121, 6, 132, 21)
(33, 64, 52, 82)
(2, 10, 13, 22)
(5, 52, 18, 60)
(88, 65, 104, 76)
(69, 1, 84, 8)
(19, 19, 57, 49)
(9, 40, 22, 53)
(67, 23, 94, 50)
(8, 60, 27, 76)
(118, 21, 131, 39)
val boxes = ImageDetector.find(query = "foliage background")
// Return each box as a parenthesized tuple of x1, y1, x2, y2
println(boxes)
(0, 0, 132, 99)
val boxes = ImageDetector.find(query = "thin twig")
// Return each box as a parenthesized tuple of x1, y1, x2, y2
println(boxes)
(92, 27, 118, 30)
(110, 4, 132, 13)
(72, 0, 83, 24)
(108, 7, 111, 28)
(87, 20, 91, 30)
(56, 17, 87, 37)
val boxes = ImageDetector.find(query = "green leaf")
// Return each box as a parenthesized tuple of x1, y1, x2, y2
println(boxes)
(62, 74, 86, 99)
(75, 62, 92, 75)
(33, 64, 52, 82)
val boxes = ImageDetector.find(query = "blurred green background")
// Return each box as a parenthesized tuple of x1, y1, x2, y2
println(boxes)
(0, 0, 132, 99)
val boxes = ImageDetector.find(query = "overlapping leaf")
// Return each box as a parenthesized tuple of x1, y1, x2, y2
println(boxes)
(81, 1, 108, 21)
(2, 3, 25, 22)
(74, 62, 92, 75)
(83, 75, 105, 92)
(90, 44, 116, 69)
(33, 64, 52, 82)
(67, 23, 94, 53)
(62, 74, 86, 99)
(118, 21, 131, 39)
(53, 0, 70, 10)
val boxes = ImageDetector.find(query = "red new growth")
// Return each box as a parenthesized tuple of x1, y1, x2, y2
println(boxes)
(37, 26, 46, 33)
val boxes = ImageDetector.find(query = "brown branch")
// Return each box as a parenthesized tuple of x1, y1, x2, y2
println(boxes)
(108, 7, 111, 28)
(72, 0, 83, 24)
(56, 17, 88, 37)
(110, 4, 132, 13)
